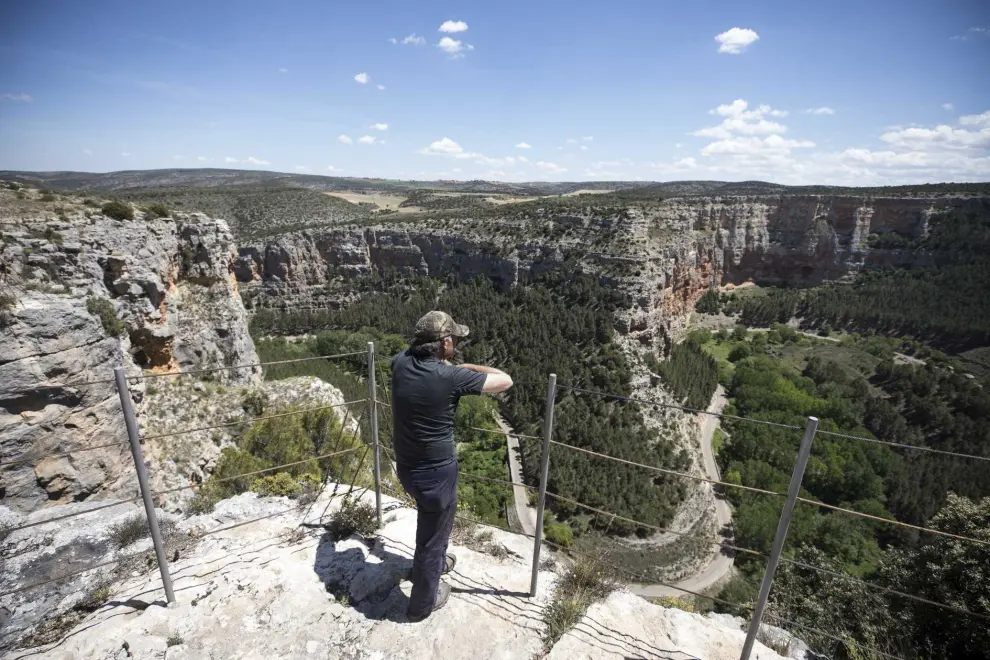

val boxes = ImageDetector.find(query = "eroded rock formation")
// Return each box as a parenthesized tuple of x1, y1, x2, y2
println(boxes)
(1, 206, 259, 512)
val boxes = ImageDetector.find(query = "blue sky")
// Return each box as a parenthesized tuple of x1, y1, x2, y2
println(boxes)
(1, 0, 988, 184)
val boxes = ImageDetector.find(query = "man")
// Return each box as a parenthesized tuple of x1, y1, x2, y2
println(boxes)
(390, 310, 513, 622)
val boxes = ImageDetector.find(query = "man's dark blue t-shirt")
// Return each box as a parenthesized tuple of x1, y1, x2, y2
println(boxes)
(390, 350, 487, 470)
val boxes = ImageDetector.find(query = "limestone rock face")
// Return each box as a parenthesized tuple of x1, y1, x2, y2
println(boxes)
(1, 203, 259, 513)
(237, 194, 982, 351)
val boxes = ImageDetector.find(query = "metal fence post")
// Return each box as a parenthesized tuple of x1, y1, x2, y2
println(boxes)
(368, 342, 382, 527)
(113, 367, 175, 605)
(530, 373, 557, 597)
(740, 416, 818, 660)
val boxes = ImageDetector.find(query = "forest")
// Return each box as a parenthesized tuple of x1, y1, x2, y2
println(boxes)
(716, 209, 990, 347)
(678, 324, 990, 659)
(251, 272, 690, 535)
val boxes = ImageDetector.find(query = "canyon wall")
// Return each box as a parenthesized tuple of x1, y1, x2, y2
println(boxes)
(235, 194, 982, 349)
(1, 209, 259, 512)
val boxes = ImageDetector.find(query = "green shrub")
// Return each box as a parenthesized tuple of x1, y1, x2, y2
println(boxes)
(44, 227, 64, 244)
(695, 290, 722, 314)
(651, 595, 696, 612)
(251, 472, 303, 498)
(166, 633, 184, 648)
(733, 324, 749, 341)
(101, 200, 134, 221)
(728, 343, 752, 362)
(86, 296, 126, 336)
(75, 584, 111, 613)
(83, 198, 99, 207)
(187, 484, 224, 514)
(543, 520, 574, 548)
(40, 193, 56, 202)
(144, 203, 170, 218)
(326, 498, 378, 539)
(210, 448, 272, 495)
(542, 555, 615, 651)
(107, 514, 175, 549)
(543, 597, 585, 648)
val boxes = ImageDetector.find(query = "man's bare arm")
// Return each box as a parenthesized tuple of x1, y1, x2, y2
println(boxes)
(459, 364, 514, 393)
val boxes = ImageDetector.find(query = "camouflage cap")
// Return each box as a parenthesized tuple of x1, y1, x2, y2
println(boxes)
(414, 311, 470, 342)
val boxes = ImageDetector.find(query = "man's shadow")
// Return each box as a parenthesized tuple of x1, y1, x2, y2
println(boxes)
(312, 530, 416, 622)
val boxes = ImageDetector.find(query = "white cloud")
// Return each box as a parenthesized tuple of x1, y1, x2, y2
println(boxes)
(398, 33, 426, 45)
(439, 20, 468, 33)
(515, 142, 532, 149)
(566, 138, 578, 144)
(675, 143, 683, 149)
(535, 161, 567, 174)
(295, 165, 312, 172)
(225, 156, 238, 163)
(694, 100, 790, 139)
(246, 156, 270, 165)
(582, 136, 594, 141)
(518, 155, 529, 163)
(197, 156, 208, 161)
(377, 84, 386, 91)
(278, 68, 288, 73)
(83, 149, 92, 155)
(419, 137, 524, 170)
(1, 93, 33, 102)
(580, 145, 588, 151)
(358, 135, 377, 144)
(701, 134, 816, 156)
(715, 27, 759, 54)
(370, 123, 388, 131)
(354, 72, 370, 84)
(327, 165, 340, 172)
(959, 111, 990, 127)
(423, 137, 464, 154)
(952, 27, 988, 41)
(879, 124, 990, 150)
(654, 101, 990, 185)
(121, 152, 131, 157)
(805, 107, 835, 116)
(942, 103, 955, 111)
(338, 134, 353, 144)
(437, 37, 473, 56)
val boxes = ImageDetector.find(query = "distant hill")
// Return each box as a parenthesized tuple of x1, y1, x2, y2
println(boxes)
(2, 169, 984, 199)
(0, 168, 651, 197)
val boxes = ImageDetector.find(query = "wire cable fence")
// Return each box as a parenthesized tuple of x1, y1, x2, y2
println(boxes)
(1, 349, 374, 621)
(559, 383, 990, 462)
(6, 345, 986, 660)
(541, 377, 990, 658)
(382, 459, 908, 660)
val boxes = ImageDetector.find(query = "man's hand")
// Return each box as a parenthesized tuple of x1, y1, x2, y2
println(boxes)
(460, 364, 513, 393)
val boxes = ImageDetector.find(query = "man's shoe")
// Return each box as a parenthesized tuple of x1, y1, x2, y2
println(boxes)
(407, 582, 450, 622)
(407, 554, 456, 583)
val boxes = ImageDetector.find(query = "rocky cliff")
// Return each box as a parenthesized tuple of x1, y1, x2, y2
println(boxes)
(236, 194, 984, 350)
(0, 487, 794, 659)
(0, 188, 260, 512)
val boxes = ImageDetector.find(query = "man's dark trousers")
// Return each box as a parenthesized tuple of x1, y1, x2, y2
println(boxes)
(396, 459, 459, 617)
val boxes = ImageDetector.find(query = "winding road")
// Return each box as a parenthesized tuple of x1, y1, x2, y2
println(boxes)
(496, 386, 734, 600)
(628, 385, 732, 598)
(496, 414, 539, 538)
